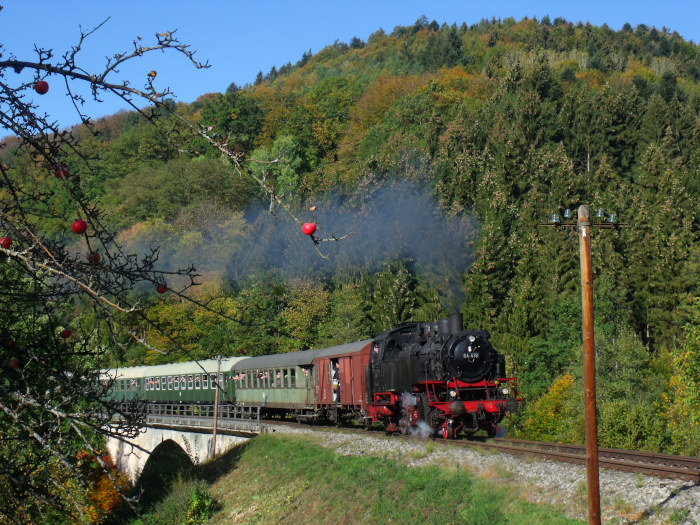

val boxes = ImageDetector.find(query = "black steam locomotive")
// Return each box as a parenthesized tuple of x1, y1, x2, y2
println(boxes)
(367, 314, 520, 438)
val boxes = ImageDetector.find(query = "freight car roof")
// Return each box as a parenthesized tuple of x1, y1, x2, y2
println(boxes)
(232, 340, 371, 370)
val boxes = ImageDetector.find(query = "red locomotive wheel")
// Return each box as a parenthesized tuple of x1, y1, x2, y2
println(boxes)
(442, 421, 455, 440)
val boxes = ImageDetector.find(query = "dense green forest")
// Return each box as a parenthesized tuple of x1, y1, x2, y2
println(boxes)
(3, 16, 699, 456)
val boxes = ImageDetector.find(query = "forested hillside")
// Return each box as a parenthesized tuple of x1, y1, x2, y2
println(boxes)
(4, 16, 698, 455)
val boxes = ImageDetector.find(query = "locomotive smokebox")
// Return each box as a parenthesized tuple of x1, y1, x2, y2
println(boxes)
(448, 313, 463, 334)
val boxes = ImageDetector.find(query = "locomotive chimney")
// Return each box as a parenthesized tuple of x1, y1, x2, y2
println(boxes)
(438, 318, 450, 339)
(448, 313, 463, 334)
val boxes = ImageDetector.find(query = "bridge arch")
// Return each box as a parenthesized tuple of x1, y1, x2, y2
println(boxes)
(106, 427, 250, 482)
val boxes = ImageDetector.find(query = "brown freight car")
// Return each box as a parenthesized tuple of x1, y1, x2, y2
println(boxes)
(314, 341, 371, 426)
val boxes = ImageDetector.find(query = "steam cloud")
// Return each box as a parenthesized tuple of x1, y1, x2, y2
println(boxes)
(126, 179, 479, 309)
(229, 180, 479, 304)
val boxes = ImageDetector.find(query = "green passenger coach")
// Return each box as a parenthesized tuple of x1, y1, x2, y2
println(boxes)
(103, 357, 249, 405)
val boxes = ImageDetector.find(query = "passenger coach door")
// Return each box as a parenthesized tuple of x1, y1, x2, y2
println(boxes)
(304, 366, 314, 405)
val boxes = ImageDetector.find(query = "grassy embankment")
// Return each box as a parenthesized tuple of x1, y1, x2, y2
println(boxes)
(126, 433, 581, 524)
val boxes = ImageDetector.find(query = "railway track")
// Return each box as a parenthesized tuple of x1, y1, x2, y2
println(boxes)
(436, 437, 700, 483)
(262, 419, 700, 483)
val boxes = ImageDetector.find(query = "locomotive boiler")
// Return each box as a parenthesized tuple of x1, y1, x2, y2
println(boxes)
(366, 313, 520, 438)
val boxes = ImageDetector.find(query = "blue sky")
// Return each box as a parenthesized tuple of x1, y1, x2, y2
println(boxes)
(1, 1, 698, 130)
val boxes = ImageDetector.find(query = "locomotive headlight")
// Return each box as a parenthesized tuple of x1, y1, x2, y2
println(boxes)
(468, 335, 476, 342)
(500, 387, 510, 396)
(449, 389, 457, 398)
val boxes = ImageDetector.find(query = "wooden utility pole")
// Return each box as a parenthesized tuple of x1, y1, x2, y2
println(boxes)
(211, 356, 221, 457)
(577, 205, 601, 525)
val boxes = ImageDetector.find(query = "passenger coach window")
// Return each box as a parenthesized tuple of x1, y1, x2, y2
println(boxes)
(188, 375, 193, 389)
(203, 374, 209, 389)
(290, 369, 296, 387)
(195, 375, 201, 389)
(174, 376, 179, 390)
(210, 374, 216, 390)
(181, 376, 186, 390)
(155, 378, 160, 391)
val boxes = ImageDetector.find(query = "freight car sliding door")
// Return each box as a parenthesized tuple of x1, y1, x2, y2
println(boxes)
(343, 345, 370, 409)
(340, 358, 351, 406)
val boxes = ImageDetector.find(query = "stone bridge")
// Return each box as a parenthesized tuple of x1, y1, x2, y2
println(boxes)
(105, 414, 260, 481)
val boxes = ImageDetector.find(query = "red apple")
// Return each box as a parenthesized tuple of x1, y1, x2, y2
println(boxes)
(0, 236, 11, 249)
(34, 80, 49, 95)
(54, 165, 69, 179)
(60, 329, 72, 339)
(71, 219, 87, 234)
(7, 358, 20, 370)
(156, 283, 168, 294)
(87, 251, 101, 264)
(302, 222, 316, 236)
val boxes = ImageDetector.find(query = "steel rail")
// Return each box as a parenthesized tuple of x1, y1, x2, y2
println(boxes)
(455, 438, 700, 483)
(259, 420, 699, 483)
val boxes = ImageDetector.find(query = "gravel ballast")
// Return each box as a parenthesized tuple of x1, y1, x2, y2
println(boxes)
(265, 424, 699, 524)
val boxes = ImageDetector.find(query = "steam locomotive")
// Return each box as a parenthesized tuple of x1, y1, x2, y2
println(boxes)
(104, 314, 520, 439)
(367, 313, 520, 438)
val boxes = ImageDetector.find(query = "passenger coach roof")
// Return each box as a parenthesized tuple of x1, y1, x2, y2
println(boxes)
(139, 357, 248, 377)
(101, 357, 248, 380)
(231, 340, 371, 370)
